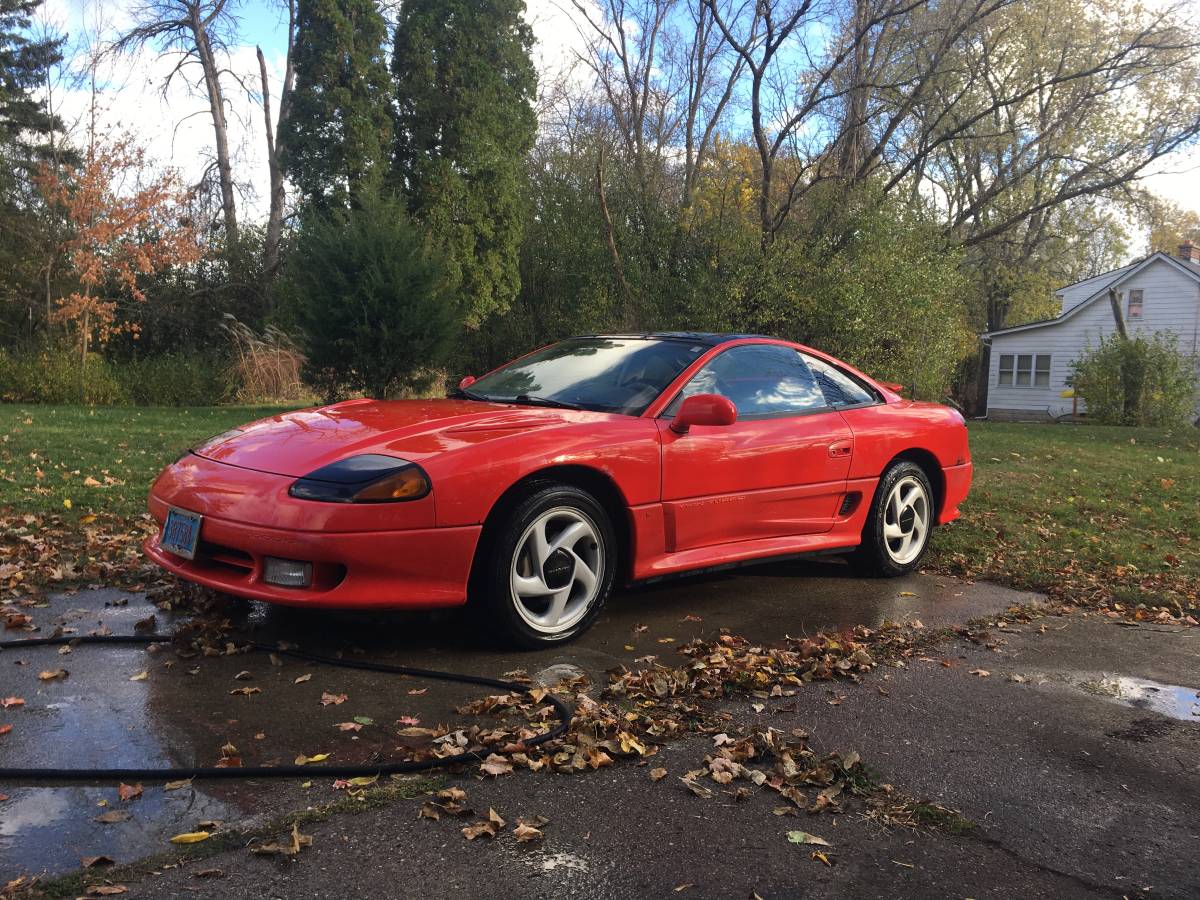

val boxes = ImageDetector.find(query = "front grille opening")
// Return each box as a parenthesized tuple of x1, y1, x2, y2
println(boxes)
(196, 541, 254, 574)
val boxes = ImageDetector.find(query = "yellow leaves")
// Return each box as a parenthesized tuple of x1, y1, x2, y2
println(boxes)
(293, 752, 330, 766)
(251, 822, 312, 857)
(169, 831, 211, 844)
(38, 668, 68, 681)
(62, 498, 72, 510)
(617, 731, 647, 755)
(129, 671, 148, 681)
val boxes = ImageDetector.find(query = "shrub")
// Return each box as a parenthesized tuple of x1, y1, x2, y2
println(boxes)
(112, 353, 232, 406)
(0, 348, 127, 405)
(1071, 333, 1198, 426)
(280, 194, 456, 400)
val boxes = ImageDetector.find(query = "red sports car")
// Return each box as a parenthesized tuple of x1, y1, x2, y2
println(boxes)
(146, 334, 971, 646)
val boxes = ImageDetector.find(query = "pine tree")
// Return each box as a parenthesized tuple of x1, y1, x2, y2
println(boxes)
(0, 0, 64, 168)
(391, 0, 537, 327)
(281, 0, 392, 213)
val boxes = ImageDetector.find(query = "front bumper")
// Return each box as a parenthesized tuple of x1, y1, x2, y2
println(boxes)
(938, 461, 973, 524)
(145, 453, 479, 608)
(143, 516, 479, 608)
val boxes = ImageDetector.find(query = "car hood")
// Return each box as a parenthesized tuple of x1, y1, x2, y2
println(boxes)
(191, 398, 584, 477)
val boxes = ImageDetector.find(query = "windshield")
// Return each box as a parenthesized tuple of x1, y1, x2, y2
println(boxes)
(464, 338, 708, 415)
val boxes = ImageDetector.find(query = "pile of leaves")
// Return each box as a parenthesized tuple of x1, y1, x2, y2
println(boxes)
(0, 511, 162, 602)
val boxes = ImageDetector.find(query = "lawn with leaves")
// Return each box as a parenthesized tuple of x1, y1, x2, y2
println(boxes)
(929, 421, 1199, 612)
(0, 404, 297, 517)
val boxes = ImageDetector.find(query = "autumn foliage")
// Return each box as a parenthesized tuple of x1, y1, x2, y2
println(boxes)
(34, 135, 202, 364)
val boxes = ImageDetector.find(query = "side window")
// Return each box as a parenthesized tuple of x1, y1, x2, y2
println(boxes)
(802, 354, 879, 407)
(665, 345, 827, 419)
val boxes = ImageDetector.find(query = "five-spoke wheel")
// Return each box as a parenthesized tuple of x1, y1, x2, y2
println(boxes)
(474, 483, 616, 648)
(853, 461, 934, 577)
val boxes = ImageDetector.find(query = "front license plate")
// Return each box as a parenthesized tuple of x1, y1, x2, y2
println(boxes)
(161, 508, 202, 560)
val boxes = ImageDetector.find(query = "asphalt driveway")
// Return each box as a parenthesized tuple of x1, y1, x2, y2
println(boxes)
(2, 559, 1197, 898)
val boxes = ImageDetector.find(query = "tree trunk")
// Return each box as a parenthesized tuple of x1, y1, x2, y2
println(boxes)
(260, 1, 296, 278)
(191, 8, 238, 243)
(596, 149, 637, 328)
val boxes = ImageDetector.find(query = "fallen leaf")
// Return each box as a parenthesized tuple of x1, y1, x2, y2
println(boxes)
(480, 753, 513, 777)
(969, 668, 990, 678)
(0, 725, 11, 737)
(811, 850, 832, 866)
(233, 671, 253, 681)
(352, 716, 374, 725)
(320, 692, 347, 706)
(38, 668, 68, 681)
(650, 767, 668, 781)
(1, 697, 24, 709)
(128, 671, 148, 682)
(251, 822, 312, 857)
(164, 779, 192, 791)
(117, 783, 142, 802)
(169, 831, 211, 844)
(406, 688, 427, 696)
(229, 686, 261, 696)
(94, 810, 131, 824)
(80, 855, 114, 868)
(85, 886, 128, 896)
(335, 722, 363, 732)
(657, 637, 676, 644)
(787, 830, 832, 847)
(898, 591, 916, 597)
(674, 885, 696, 893)
(512, 822, 544, 842)
(396, 715, 420, 726)
(293, 753, 330, 765)
(294, 673, 312, 684)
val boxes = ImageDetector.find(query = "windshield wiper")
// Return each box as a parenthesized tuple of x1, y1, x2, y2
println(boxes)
(509, 394, 583, 411)
(447, 386, 489, 402)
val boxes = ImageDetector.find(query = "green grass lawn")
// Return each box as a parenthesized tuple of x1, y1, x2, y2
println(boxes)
(2, 405, 1196, 610)
(929, 421, 1198, 609)
(0, 404, 296, 517)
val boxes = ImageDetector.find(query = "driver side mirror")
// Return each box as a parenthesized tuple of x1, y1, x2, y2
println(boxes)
(670, 393, 737, 434)
(458, 375, 477, 390)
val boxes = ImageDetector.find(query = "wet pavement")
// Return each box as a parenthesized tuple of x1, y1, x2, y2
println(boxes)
(3, 560, 1198, 897)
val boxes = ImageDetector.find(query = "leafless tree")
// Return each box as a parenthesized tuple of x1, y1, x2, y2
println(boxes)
(116, 0, 243, 243)
(257, 0, 296, 276)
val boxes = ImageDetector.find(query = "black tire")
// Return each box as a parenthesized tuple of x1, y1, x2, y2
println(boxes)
(851, 461, 934, 577)
(471, 482, 617, 649)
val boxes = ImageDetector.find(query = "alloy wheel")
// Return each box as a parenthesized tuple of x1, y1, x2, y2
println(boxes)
(883, 475, 929, 565)
(509, 506, 604, 635)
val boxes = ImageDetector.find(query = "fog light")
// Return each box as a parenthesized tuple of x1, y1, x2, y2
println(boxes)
(263, 557, 313, 588)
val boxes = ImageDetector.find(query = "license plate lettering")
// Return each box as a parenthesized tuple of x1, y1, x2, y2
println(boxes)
(162, 508, 201, 559)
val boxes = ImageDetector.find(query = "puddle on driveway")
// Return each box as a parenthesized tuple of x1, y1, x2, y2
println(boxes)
(1025, 672, 1200, 722)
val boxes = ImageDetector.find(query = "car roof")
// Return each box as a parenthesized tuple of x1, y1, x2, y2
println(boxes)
(568, 332, 774, 345)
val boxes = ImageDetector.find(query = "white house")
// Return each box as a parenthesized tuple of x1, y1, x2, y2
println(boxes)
(982, 241, 1200, 422)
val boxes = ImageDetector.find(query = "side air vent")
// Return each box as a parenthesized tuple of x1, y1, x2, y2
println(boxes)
(838, 492, 861, 516)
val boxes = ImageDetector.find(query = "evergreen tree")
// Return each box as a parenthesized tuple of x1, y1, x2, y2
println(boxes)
(281, 0, 392, 212)
(0, 0, 63, 167)
(391, 0, 537, 327)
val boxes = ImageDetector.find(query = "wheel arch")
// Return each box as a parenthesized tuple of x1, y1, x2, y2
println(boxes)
(470, 464, 634, 586)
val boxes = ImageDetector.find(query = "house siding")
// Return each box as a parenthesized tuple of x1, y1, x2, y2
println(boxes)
(986, 257, 1200, 421)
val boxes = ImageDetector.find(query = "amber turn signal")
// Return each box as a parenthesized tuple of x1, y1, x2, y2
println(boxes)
(351, 467, 431, 501)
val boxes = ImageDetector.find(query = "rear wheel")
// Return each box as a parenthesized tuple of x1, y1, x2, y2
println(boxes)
(473, 483, 616, 648)
(851, 461, 933, 577)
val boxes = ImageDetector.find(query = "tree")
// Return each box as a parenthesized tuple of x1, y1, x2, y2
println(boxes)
(391, 0, 538, 327)
(34, 134, 204, 374)
(281, 0, 392, 213)
(0, 0, 63, 166)
(1142, 194, 1200, 255)
(257, 0, 297, 276)
(117, 0, 244, 243)
(283, 194, 455, 399)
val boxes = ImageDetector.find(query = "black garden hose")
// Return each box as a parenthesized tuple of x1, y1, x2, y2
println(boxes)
(0, 633, 572, 782)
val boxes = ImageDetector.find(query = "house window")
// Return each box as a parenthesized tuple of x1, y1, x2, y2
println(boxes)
(998, 354, 1014, 385)
(997, 353, 1050, 388)
(1127, 289, 1143, 319)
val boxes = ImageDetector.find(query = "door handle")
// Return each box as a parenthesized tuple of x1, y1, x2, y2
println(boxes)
(827, 440, 852, 458)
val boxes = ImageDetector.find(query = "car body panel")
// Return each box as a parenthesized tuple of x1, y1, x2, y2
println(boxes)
(145, 334, 972, 610)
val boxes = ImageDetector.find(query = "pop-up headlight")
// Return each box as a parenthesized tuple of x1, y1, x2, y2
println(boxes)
(288, 455, 431, 503)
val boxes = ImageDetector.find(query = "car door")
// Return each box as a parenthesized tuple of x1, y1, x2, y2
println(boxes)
(658, 344, 853, 552)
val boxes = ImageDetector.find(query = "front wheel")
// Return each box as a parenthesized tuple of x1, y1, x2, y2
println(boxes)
(851, 461, 934, 577)
(473, 483, 617, 648)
